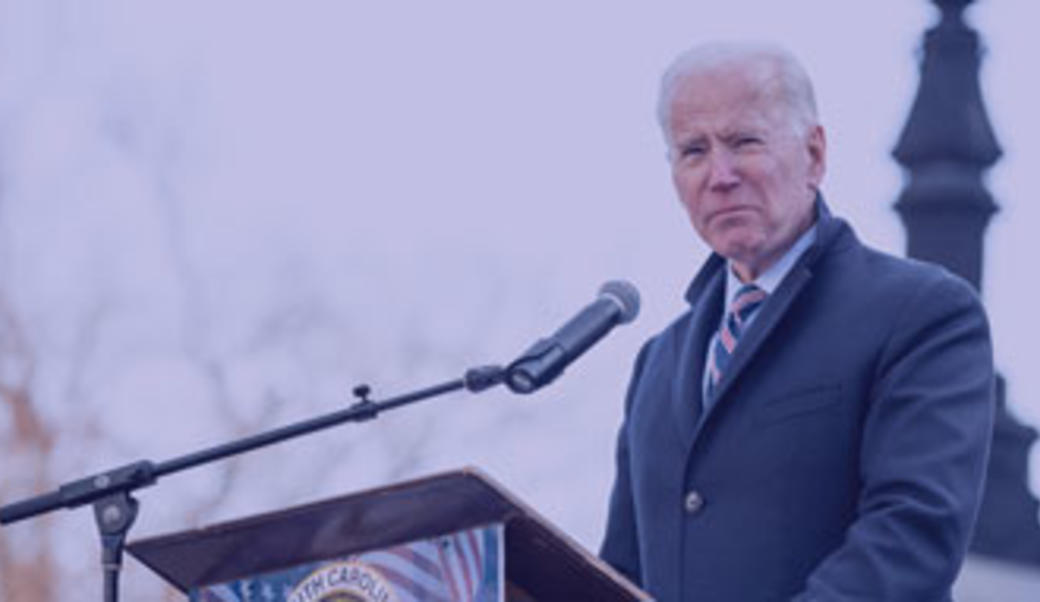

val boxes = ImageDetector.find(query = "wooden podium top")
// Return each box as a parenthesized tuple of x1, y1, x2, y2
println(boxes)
(128, 468, 649, 601)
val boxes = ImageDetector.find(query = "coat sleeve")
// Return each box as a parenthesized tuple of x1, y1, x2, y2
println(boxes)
(599, 338, 656, 586)
(793, 273, 995, 601)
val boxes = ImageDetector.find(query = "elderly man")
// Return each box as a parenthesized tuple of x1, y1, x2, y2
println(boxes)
(600, 43, 994, 601)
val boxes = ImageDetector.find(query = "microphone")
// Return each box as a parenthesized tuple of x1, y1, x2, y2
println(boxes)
(505, 280, 640, 394)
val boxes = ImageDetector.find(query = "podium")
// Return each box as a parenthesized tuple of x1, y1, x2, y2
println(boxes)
(127, 468, 649, 601)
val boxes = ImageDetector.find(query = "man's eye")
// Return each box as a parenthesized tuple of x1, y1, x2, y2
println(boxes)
(681, 145, 705, 157)
(735, 136, 762, 147)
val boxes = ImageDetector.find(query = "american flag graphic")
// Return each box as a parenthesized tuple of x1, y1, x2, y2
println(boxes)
(191, 524, 502, 602)
(358, 526, 499, 602)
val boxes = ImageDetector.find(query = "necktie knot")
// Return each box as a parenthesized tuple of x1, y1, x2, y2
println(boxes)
(730, 284, 767, 327)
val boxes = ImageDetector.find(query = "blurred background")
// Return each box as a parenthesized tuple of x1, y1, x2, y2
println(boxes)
(1, 0, 1037, 599)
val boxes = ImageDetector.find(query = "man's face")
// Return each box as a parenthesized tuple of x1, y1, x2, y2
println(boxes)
(666, 65, 825, 280)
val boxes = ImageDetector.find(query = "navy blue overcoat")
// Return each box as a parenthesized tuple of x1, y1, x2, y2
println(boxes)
(601, 201, 995, 602)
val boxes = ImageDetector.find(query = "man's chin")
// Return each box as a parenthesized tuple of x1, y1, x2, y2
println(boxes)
(711, 235, 763, 263)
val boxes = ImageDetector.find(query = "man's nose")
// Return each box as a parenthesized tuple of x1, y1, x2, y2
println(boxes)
(707, 150, 740, 191)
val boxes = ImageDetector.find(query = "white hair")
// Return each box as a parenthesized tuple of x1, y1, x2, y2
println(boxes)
(657, 42, 819, 145)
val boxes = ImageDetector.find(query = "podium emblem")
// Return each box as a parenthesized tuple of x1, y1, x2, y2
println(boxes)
(287, 561, 398, 602)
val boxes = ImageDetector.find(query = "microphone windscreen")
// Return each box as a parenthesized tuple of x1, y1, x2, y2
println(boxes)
(599, 280, 640, 324)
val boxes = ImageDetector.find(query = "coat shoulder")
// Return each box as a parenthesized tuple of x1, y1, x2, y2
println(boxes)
(822, 227, 982, 308)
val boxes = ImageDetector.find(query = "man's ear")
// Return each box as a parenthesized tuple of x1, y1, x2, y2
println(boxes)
(807, 125, 827, 189)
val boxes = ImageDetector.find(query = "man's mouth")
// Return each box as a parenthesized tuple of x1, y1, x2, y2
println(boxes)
(708, 205, 757, 222)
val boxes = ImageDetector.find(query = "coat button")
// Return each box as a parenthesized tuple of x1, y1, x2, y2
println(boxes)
(684, 490, 705, 514)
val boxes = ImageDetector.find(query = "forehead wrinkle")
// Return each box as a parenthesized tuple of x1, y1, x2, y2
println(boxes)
(669, 82, 779, 143)
(668, 58, 799, 142)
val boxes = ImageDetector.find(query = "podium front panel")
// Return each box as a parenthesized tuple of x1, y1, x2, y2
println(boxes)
(191, 524, 505, 602)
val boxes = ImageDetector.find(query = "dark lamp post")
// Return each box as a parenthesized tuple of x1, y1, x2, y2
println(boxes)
(894, 0, 1040, 565)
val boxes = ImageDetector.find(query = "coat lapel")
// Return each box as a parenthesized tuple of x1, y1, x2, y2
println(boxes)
(670, 254, 725, 448)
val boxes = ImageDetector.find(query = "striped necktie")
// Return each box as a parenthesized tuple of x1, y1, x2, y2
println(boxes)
(706, 283, 768, 399)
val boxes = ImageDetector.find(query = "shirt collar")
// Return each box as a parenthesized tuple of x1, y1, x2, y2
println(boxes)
(725, 222, 818, 301)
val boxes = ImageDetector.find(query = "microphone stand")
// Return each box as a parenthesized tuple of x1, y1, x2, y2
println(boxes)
(0, 365, 506, 602)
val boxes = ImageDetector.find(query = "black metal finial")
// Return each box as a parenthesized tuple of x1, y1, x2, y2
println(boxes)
(892, 0, 1000, 291)
(895, 0, 1000, 171)
(933, 0, 972, 19)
